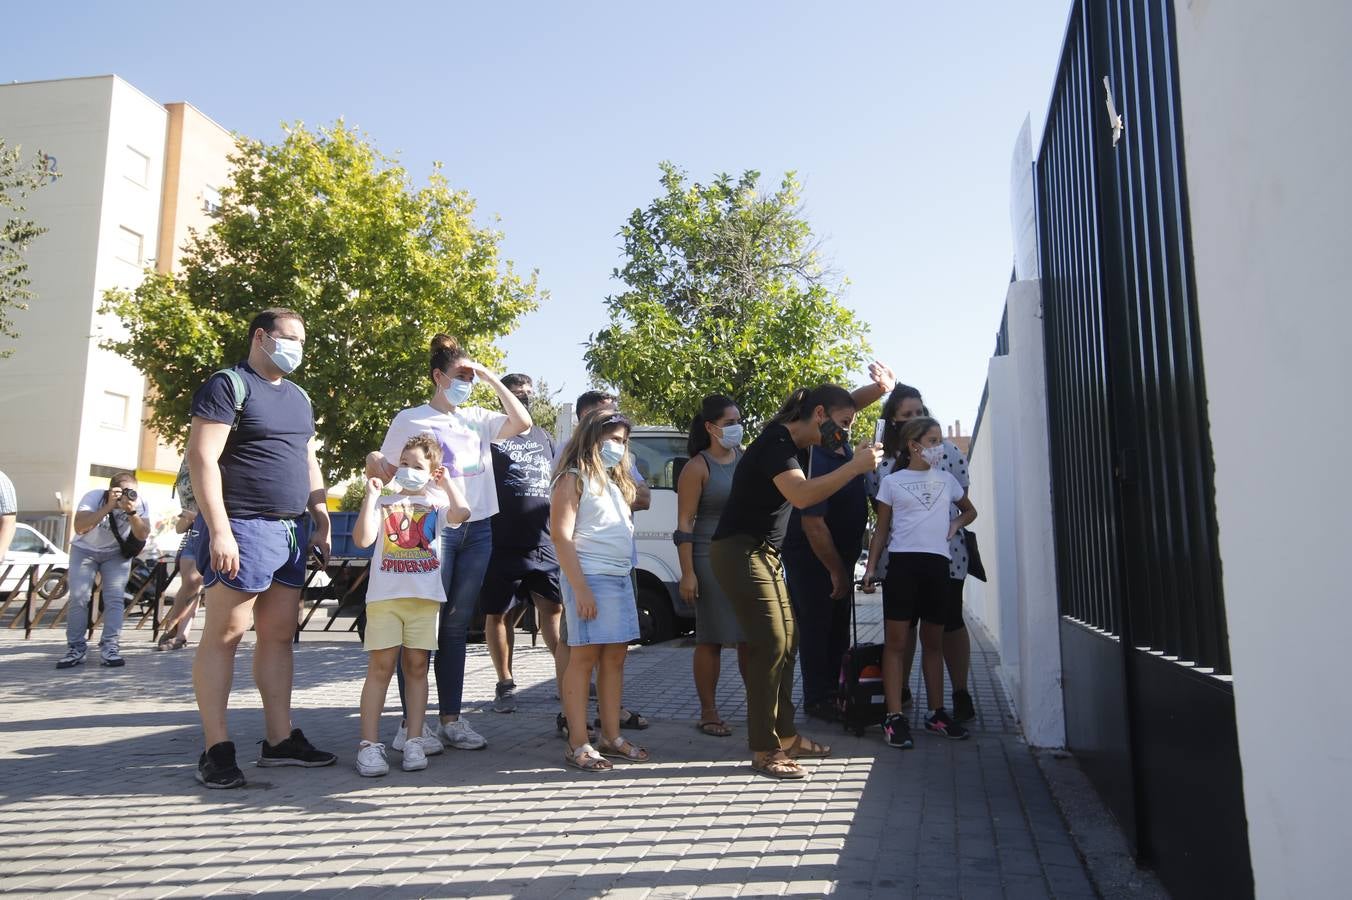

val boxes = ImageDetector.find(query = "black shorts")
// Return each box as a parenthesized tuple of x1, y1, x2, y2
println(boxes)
(905, 577, 967, 632)
(882, 552, 950, 624)
(479, 545, 562, 616)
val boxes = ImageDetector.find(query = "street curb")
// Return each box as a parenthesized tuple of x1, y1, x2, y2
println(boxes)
(1032, 747, 1171, 899)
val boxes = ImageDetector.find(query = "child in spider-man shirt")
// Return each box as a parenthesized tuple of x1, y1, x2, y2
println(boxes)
(352, 433, 470, 777)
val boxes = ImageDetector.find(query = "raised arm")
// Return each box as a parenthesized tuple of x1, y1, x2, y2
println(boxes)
(772, 441, 881, 510)
(352, 477, 384, 549)
(468, 362, 532, 441)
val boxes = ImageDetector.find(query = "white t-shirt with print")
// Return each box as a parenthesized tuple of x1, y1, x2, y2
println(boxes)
(72, 489, 151, 554)
(380, 404, 508, 523)
(365, 494, 449, 605)
(876, 468, 966, 559)
(868, 439, 972, 578)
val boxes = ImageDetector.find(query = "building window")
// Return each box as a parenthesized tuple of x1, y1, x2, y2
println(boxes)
(115, 227, 143, 266)
(100, 391, 129, 430)
(202, 185, 222, 216)
(122, 146, 149, 186)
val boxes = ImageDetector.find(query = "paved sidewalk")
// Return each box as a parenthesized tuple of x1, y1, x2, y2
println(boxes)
(0, 595, 1097, 899)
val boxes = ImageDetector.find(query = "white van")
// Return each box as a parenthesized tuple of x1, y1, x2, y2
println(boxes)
(626, 426, 697, 643)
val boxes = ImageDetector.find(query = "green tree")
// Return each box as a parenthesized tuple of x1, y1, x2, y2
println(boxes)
(585, 162, 869, 432)
(0, 141, 56, 357)
(102, 121, 541, 482)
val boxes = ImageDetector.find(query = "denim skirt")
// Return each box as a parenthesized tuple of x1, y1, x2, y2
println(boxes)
(561, 571, 640, 647)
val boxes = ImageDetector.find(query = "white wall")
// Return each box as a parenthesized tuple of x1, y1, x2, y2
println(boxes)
(1173, 2, 1352, 896)
(963, 279, 1064, 748)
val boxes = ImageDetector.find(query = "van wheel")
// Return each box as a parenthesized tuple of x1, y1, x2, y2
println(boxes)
(636, 585, 675, 645)
(38, 569, 68, 601)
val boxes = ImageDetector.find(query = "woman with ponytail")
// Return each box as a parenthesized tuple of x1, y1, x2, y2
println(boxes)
(710, 381, 886, 779)
(365, 334, 533, 755)
(675, 394, 748, 737)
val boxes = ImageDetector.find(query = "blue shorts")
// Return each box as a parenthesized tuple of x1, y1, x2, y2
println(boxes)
(195, 515, 308, 594)
(561, 570, 640, 647)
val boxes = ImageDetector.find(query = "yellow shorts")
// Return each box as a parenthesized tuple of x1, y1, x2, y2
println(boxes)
(364, 597, 440, 651)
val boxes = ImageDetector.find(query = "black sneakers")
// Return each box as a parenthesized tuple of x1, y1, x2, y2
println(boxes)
(883, 713, 914, 749)
(258, 729, 338, 768)
(953, 689, 976, 723)
(493, 680, 517, 713)
(197, 741, 246, 789)
(56, 647, 86, 669)
(924, 708, 970, 740)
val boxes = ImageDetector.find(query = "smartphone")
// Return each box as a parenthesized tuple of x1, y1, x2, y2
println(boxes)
(873, 419, 886, 445)
(310, 545, 327, 567)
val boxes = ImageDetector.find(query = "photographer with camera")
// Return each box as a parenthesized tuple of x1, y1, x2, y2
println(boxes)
(57, 472, 151, 670)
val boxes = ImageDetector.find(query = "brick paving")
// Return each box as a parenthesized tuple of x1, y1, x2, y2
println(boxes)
(0, 594, 1097, 899)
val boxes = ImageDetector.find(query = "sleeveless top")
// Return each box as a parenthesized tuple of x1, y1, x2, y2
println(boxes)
(557, 468, 633, 577)
(692, 448, 741, 557)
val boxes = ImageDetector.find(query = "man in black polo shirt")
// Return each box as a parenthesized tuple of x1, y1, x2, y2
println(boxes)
(187, 308, 336, 789)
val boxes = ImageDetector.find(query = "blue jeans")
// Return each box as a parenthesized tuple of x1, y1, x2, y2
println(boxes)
(65, 544, 133, 653)
(398, 518, 493, 718)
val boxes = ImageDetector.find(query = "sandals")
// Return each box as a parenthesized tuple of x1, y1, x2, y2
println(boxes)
(557, 713, 595, 743)
(698, 719, 732, 737)
(752, 750, 807, 780)
(596, 735, 649, 762)
(783, 734, 831, 759)
(594, 709, 649, 731)
(565, 743, 612, 772)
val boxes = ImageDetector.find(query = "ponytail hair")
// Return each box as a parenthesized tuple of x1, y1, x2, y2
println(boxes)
(895, 416, 941, 469)
(687, 394, 736, 456)
(429, 334, 468, 381)
(769, 384, 855, 426)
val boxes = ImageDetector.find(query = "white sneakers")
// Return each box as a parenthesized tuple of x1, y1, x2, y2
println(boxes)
(400, 738, 427, 772)
(392, 720, 445, 756)
(357, 739, 427, 775)
(440, 718, 487, 750)
(356, 742, 389, 777)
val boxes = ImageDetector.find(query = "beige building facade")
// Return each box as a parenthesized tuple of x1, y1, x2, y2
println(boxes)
(0, 76, 234, 543)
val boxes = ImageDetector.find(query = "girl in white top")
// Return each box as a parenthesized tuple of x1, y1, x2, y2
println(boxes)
(864, 416, 977, 747)
(365, 334, 532, 753)
(551, 409, 649, 772)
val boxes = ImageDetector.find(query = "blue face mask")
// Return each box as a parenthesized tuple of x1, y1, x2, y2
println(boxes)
(267, 334, 303, 375)
(443, 378, 473, 406)
(600, 440, 626, 469)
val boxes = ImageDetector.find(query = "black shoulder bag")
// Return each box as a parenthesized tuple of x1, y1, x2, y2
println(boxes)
(107, 500, 147, 560)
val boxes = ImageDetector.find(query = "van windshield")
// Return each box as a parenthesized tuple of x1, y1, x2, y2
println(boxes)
(628, 435, 688, 490)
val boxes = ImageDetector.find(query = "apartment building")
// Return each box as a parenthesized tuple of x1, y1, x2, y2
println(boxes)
(0, 76, 234, 538)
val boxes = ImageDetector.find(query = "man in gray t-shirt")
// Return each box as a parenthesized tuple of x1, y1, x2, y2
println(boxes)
(0, 469, 16, 561)
(57, 473, 151, 670)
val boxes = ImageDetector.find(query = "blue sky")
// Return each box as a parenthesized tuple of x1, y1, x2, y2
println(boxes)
(6, 0, 1070, 433)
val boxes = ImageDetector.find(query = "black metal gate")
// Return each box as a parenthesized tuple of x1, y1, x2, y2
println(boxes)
(1037, 2, 1252, 897)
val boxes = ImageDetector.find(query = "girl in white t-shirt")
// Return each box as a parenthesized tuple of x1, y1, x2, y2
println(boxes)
(863, 416, 977, 748)
(365, 334, 533, 754)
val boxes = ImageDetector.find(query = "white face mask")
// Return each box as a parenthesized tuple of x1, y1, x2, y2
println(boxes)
(717, 423, 744, 449)
(600, 440, 626, 469)
(266, 334, 303, 374)
(392, 466, 431, 492)
(920, 444, 945, 467)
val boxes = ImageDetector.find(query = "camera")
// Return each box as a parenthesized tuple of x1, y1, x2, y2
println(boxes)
(119, 488, 138, 501)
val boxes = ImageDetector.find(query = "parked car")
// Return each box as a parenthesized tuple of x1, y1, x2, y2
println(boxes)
(628, 426, 697, 643)
(1, 523, 69, 601)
